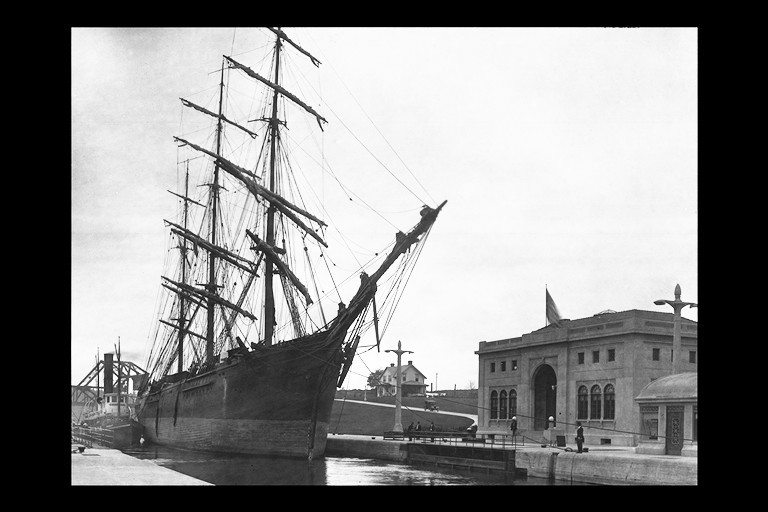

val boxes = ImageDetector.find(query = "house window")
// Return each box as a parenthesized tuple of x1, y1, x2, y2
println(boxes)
(592, 350, 600, 363)
(490, 390, 498, 419)
(509, 389, 517, 416)
(652, 348, 660, 361)
(590, 385, 602, 419)
(490, 362, 495, 373)
(501, 361, 507, 372)
(608, 348, 615, 362)
(689, 350, 696, 363)
(415, 376, 419, 382)
(511, 360, 518, 370)
(499, 390, 508, 419)
(578, 352, 585, 364)
(603, 384, 615, 420)
(577, 386, 588, 419)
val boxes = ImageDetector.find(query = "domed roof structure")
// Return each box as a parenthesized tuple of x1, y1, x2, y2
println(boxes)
(636, 372, 697, 402)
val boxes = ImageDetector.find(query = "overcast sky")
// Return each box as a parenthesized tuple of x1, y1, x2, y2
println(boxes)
(71, 27, 697, 390)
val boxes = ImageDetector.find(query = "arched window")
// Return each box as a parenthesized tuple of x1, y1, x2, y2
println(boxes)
(509, 389, 517, 417)
(603, 384, 615, 420)
(590, 385, 602, 420)
(490, 390, 498, 419)
(499, 390, 507, 419)
(577, 386, 588, 419)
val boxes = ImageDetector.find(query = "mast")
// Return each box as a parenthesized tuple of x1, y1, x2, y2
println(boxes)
(264, 32, 282, 346)
(177, 162, 190, 373)
(206, 61, 226, 362)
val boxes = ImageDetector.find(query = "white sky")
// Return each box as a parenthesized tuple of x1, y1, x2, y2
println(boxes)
(71, 27, 697, 390)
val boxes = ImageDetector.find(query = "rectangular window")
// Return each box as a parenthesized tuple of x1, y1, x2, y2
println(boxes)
(490, 362, 495, 373)
(578, 352, 584, 364)
(592, 350, 600, 363)
(511, 360, 518, 370)
(501, 361, 507, 371)
(689, 350, 696, 363)
(640, 406, 659, 440)
(608, 348, 615, 362)
(652, 348, 660, 361)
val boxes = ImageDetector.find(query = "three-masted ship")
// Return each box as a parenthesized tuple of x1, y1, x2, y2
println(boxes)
(135, 28, 445, 459)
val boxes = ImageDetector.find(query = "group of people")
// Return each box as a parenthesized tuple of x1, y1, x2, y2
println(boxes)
(406, 421, 437, 441)
(508, 415, 586, 453)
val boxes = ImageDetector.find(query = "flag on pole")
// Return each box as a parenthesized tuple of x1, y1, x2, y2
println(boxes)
(546, 288, 561, 327)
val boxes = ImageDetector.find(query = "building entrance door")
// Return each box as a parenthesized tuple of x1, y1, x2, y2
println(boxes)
(665, 406, 684, 455)
(533, 364, 557, 430)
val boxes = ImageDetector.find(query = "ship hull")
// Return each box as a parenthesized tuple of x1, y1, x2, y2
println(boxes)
(137, 331, 344, 458)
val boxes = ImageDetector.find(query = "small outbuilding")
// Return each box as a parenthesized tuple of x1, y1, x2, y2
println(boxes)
(634, 372, 697, 456)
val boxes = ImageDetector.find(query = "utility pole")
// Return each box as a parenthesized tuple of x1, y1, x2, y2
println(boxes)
(654, 284, 697, 374)
(115, 337, 122, 418)
(385, 340, 413, 433)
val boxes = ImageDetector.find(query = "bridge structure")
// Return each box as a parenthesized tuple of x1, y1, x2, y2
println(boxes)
(71, 355, 147, 423)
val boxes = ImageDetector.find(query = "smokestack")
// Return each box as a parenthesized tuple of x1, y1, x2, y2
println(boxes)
(104, 353, 114, 394)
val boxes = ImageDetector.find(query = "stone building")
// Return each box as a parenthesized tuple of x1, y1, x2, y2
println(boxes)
(475, 309, 697, 446)
(635, 372, 697, 456)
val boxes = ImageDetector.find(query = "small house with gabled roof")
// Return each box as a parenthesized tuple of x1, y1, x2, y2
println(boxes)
(375, 360, 428, 397)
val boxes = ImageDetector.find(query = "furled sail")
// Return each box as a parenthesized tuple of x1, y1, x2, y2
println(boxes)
(268, 28, 321, 67)
(224, 55, 328, 130)
(162, 276, 258, 321)
(246, 229, 313, 306)
(164, 219, 260, 277)
(174, 136, 328, 247)
(180, 98, 259, 139)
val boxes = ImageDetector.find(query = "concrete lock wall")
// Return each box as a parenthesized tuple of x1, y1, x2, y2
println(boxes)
(552, 452, 698, 485)
(325, 436, 408, 463)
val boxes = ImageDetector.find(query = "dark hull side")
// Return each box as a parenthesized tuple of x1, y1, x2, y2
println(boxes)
(136, 332, 344, 458)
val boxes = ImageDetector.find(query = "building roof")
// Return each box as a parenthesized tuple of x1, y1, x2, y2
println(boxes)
(530, 309, 696, 334)
(635, 372, 697, 402)
(477, 309, 698, 354)
(381, 363, 426, 380)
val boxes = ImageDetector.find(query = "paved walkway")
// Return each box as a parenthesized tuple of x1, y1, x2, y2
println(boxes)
(72, 447, 211, 485)
(334, 399, 478, 423)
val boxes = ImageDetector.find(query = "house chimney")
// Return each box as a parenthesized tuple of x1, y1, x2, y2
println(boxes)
(104, 353, 114, 394)
(407, 360, 412, 365)
(390, 363, 394, 367)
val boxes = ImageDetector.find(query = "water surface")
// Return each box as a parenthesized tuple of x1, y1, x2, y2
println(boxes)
(125, 445, 584, 485)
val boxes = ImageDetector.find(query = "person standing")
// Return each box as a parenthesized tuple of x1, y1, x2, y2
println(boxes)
(429, 421, 436, 442)
(576, 421, 584, 453)
(407, 422, 415, 441)
(510, 416, 518, 442)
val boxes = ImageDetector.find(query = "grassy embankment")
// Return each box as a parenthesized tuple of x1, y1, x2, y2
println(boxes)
(365, 395, 477, 415)
(328, 397, 475, 436)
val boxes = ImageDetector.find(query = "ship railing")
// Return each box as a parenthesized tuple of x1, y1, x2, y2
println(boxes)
(71, 425, 115, 448)
(388, 431, 523, 450)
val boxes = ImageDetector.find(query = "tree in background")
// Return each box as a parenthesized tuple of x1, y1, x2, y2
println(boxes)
(367, 368, 385, 389)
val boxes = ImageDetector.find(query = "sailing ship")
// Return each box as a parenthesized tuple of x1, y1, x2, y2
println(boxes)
(135, 28, 446, 459)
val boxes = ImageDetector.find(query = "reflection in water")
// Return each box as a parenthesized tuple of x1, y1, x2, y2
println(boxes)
(124, 445, 577, 485)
